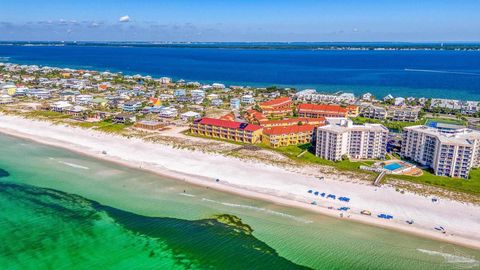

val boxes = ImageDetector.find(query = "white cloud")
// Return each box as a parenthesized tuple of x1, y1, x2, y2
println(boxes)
(119, 15, 130, 23)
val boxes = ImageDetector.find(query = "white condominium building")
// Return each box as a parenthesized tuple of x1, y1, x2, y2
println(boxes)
(402, 125, 480, 179)
(315, 118, 388, 161)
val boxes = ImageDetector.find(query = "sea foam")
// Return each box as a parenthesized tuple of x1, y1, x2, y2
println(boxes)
(417, 249, 479, 268)
(201, 198, 313, 224)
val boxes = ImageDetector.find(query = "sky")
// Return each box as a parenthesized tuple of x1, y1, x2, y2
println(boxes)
(0, 0, 479, 42)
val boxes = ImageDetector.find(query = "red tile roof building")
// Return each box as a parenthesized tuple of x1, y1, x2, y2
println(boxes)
(262, 124, 315, 148)
(244, 109, 268, 124)
(261, 117, 326, 128)
(297, 104, 349, 118)
(191, 118, 263, 143)
(259, 97, 293, 118)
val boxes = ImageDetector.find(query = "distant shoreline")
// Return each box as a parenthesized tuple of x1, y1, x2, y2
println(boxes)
(2, 41, 480, 51)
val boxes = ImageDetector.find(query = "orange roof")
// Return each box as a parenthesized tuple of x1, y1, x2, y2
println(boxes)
(297, 103, 348, 113)
(245, 109, 267, 121)
(260, 97, 292, 108)
(197, 118, 262, 132)
(262, 117, 325, 127)
(263, 124, 315, 135)
(220, 113, 235, 121)
(262, 107, 293, 112)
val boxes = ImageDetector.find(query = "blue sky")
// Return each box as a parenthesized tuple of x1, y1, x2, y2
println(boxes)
(0, 0, 479, 42)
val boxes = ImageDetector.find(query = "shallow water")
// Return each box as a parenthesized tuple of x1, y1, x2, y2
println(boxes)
(0, 133, 479, 269)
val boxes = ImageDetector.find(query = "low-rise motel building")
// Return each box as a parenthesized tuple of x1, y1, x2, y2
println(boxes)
(262, 124, 316, 148)
(134, 120, 165, 131)
(191, 118, 263, 143)
(315, 118, 389, 161)
(259, 97, 293, 118)
(261, 117, 326, 128)
(297, 103, 350, 118)
(259, 117, 326, 148)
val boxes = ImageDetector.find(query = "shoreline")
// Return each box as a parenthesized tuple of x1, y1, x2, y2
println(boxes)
(1, 114, 480, 250)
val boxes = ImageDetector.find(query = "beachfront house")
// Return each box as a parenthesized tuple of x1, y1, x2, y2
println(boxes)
(212, 83, 226, 89)
(159, 77, 172, 84)
(180, 111, 201, 121)
(361, 93, 373, 101)
(134, 120, 165, 131)
(394, 97, 406, 106)
(66, 106, 88, 117)
(51, 101, 73, 112)
(113, 113, 136, 124)
(0, 94, 13, 104)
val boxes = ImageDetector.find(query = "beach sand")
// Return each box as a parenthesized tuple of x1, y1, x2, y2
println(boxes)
(0, 113, 479, 250)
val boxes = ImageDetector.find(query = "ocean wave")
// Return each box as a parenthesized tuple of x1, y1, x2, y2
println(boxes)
(49, 157, 90, 170)
(178, 193, 196, 197)
(404, 68, 480, 76)
(417, 249, 480, 268)
(201, 198, 313, 224)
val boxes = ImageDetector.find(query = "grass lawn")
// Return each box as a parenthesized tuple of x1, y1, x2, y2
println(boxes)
(70, 120, 130, 134)
(388, 169, 480, 196)
(268, 143, 376, 173)
(425, 117, 466, 126)
(25, 110, 70, 119)
(183, 130, 255, 147)
(351, 116, 423, 131)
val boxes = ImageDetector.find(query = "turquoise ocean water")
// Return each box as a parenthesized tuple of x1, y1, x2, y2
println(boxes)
(0, 133, 479, 269)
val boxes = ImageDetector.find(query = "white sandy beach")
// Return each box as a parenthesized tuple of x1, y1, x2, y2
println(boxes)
(0, 113, 479, 249)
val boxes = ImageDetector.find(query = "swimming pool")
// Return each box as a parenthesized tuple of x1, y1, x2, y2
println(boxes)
(384, 162, 403, 171)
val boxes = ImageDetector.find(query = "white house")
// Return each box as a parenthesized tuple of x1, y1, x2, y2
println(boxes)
(383, 94, 394, 102)
(51, 101, 73, 112)
(159, 107, 178, 118)
(180, 111, 201, 121)
(394, 97, 405, 106)
(159, 77, 172, 84)
(361, 93, 373, 101)
(241, 94, 255, 104)
(0, 94, 13, 104)
(75, 94, 93, 105)
(212, 83, 226, 89)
